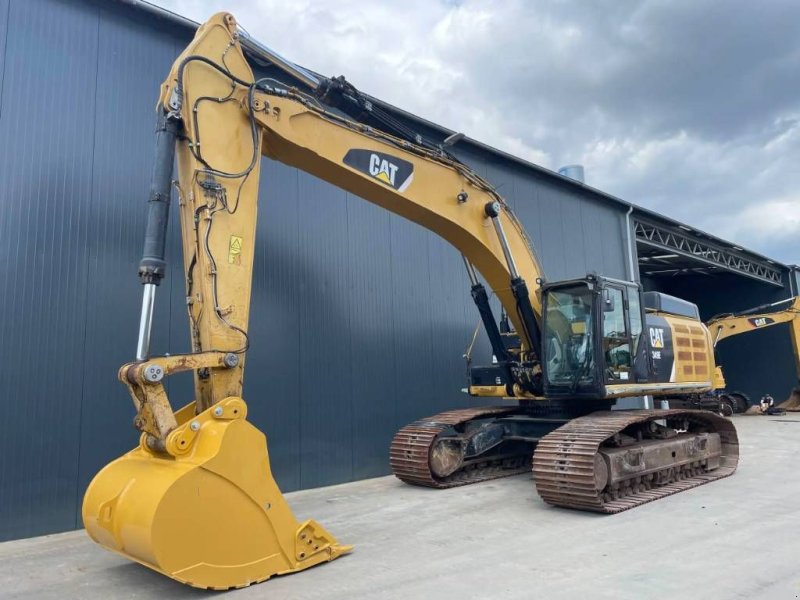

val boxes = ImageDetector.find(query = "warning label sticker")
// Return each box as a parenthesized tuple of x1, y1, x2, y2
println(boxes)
(228, 235, 243, 265)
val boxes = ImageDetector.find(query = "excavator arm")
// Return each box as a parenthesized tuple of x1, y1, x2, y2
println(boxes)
(84, 13, 546, 589)
(133, 12, 547, 431)
(706, 296, 800, 407)
(707, 296, 800, 373)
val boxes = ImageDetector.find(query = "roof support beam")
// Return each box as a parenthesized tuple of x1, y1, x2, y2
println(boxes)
(635, 220, 783, 286)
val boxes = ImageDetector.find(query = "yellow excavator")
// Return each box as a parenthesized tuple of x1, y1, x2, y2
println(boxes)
(707, 296, 800, 412)
(82, 13, 739, 590)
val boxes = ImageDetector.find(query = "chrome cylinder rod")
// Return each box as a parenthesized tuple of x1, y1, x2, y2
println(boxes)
(136, 283, 157, 361)
(713, 327, 723, 347)
(462, 255, 479, 286)
(239, 32, 321, 90)
(487, 204, 519, 279)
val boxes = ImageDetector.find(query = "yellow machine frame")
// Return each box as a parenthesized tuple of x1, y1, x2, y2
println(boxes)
(707, 296, 800, 405)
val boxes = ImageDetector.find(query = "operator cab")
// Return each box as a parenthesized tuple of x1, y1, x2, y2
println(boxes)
(541, 275, 648, 398)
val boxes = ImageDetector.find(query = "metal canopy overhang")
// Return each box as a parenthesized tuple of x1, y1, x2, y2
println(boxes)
(635, 219, 784, 287)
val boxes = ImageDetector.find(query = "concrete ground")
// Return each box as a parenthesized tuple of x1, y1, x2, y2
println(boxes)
(1, 415, 799, 600)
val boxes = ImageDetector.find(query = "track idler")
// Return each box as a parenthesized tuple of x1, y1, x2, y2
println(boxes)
(533, 409, 739, 513)
(83, 397, 351, 589)
(390, 406, 533, 488)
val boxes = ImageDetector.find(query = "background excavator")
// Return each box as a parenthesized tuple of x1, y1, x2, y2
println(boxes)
(707, 297, 800, 412)
(82, 13, 739, 590)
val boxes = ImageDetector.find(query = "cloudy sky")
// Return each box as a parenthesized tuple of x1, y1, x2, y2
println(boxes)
(153, 0, 800, 265)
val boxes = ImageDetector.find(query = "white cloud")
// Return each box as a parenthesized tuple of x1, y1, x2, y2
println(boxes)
(719, 197, 800, 243)
(152, 0, 800, 265)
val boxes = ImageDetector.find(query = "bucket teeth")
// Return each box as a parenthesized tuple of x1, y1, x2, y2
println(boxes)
(295, 520, 353, 563)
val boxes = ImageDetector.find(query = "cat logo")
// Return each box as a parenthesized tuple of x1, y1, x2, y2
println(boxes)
(748, 316, 775, 328)
(369, 154, 399, 185)
(343, 149, 414, 192)
(649, 326, 665, 349)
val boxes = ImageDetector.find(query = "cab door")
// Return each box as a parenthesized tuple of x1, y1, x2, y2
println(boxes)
(599, 284, 645, 384)
(600, 286, 630, 383)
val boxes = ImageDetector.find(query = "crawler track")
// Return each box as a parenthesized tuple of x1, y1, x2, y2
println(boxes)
(389, 406, 531, 488)
(532, 409, 739, 513)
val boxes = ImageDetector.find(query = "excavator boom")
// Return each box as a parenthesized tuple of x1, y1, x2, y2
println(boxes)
(708, 297, 800, 359)
(707, 296, 800, 409)
(83, 13, 739, 590)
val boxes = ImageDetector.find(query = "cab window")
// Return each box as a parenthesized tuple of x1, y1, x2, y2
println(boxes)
(602, 287, 631, 381)
(543, 286, 595, 387)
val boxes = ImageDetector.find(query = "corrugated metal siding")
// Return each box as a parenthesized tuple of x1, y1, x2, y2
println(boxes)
(457, 150, 629, 282)
(0, 0, 98, 541)
(0, 0, 631, 541)
(75, 1, 189, 511)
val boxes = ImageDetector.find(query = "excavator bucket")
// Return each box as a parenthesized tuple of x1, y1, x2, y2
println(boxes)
(778, 386, 800, 412)
(82, 398, 351, 590)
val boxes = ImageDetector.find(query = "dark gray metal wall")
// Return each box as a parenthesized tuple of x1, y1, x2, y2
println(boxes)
(0, 0, 631, 541)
